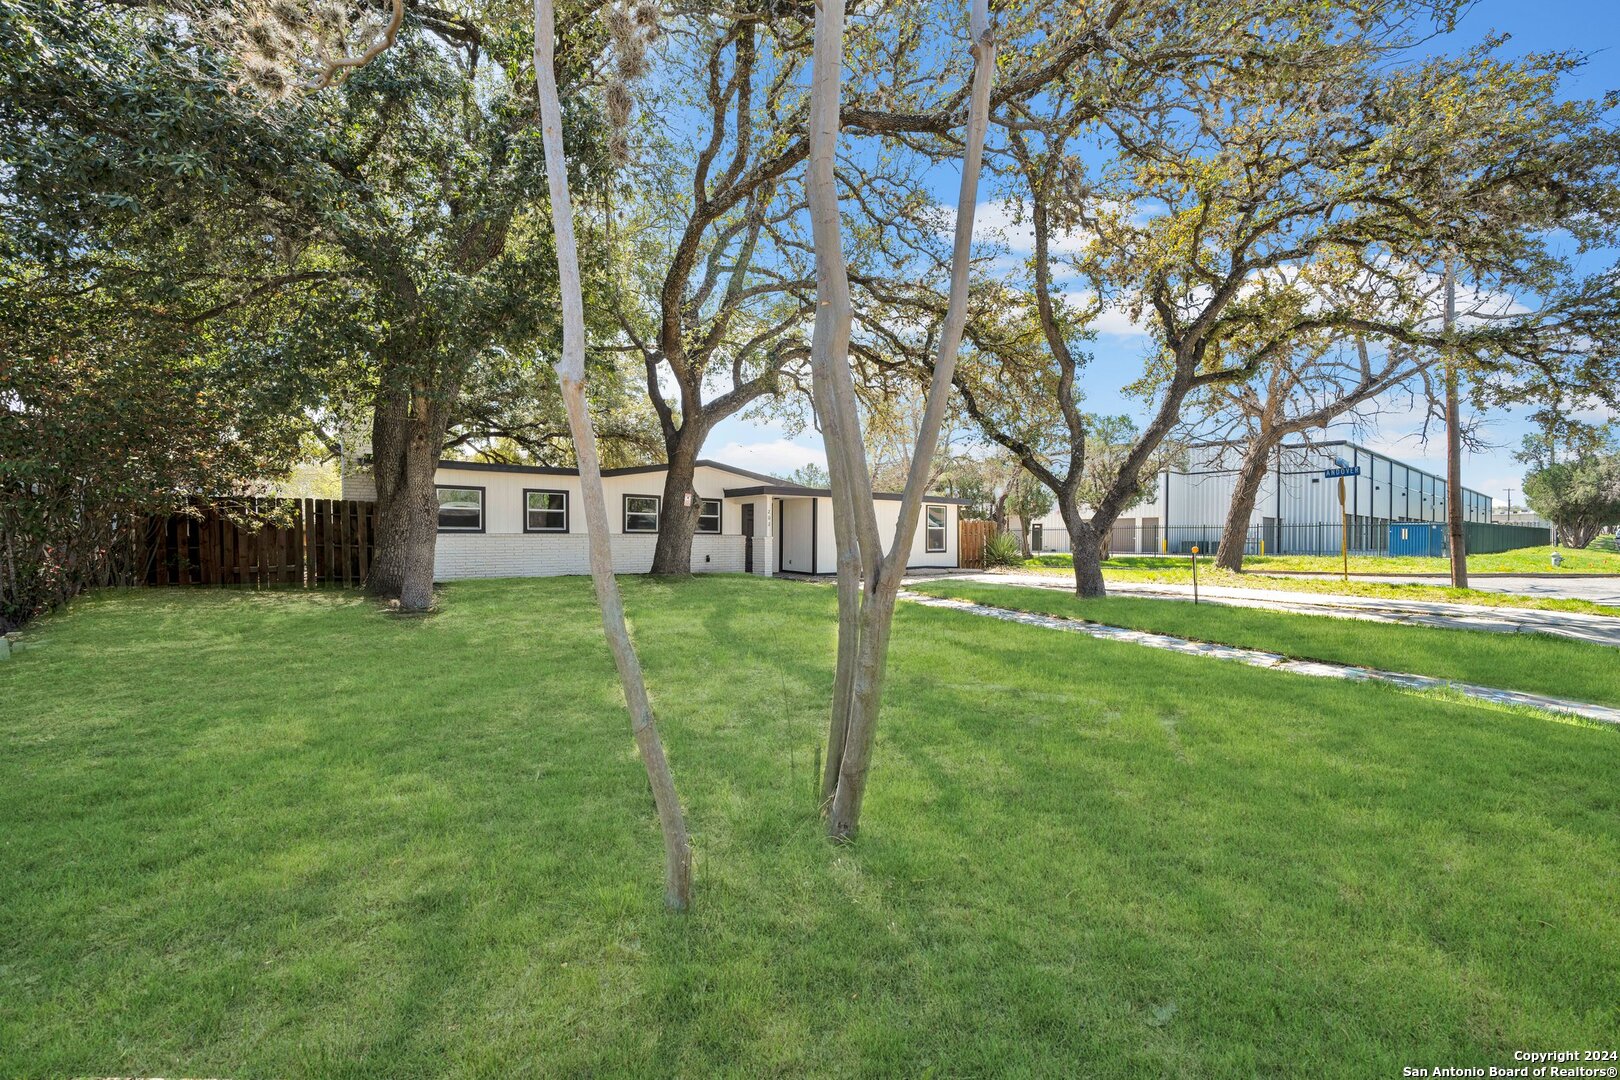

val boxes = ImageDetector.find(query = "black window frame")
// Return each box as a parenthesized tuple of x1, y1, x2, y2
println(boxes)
(696, 498, 722, 534)
(623, 493, 661, 533)
(924, 504, 947, 553)
(523, 488, 570, 534)
(435, 484, 486, 533)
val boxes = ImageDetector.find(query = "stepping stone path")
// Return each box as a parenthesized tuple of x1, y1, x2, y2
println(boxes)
(899, 591, 1620, 727)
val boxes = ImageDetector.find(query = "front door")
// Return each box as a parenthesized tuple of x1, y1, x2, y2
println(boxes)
(1031, 523, 1043, 552)
(742, 504, 755, 573)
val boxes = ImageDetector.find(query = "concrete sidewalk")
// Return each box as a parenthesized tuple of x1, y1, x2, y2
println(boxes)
(904, 570, 1620, 648)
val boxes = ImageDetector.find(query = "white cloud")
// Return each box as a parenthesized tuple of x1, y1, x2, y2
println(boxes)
(969, 200, 1088, 257)
(710, 438, 825, 478)
(1059, 289, 1154, 339)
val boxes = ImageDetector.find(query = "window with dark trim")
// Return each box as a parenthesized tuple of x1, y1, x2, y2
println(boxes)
(524, 489, 568, 533)
(924, 504, 947, 552)
(623, 494, 660, 533)
(436, 485, 485, 532)
(697, 498, 722, 534)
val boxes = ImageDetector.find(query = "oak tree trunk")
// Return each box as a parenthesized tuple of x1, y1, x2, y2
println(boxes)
(367, 386, 442, 611)
(650, 434, 701, 575)
(1443, 263, 1469, 588)
(1215, 441, 1273, 572)
(1067, 519, 1106, 597)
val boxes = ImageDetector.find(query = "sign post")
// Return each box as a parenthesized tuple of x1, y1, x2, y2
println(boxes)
(1322, 464, 1361, 583)
(1190, 544, 1199, 604)
(1338, 477, 1348, 582)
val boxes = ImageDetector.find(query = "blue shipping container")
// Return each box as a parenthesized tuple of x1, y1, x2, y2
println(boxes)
(1388, 522, 1446, 557)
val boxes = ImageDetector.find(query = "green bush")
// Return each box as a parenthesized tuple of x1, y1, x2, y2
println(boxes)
(982, 530, 1024, 568)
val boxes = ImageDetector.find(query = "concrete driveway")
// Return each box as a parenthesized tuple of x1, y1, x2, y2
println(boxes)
(906, 570, 1620, 647)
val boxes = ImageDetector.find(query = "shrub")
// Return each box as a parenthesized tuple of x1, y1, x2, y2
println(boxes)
(982, 530, 1023, 568)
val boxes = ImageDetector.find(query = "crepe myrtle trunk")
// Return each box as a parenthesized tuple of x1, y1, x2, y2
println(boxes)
(1215, 440, 1274, 572)
(532, 0, 692, 909)
(814, 0, 995, 842)
(650, 432, 702, 575)
(367, 385, 444, 612)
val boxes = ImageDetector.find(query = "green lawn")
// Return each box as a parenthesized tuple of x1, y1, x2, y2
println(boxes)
(1021, 557, 1620, 616)
(907, 579, 1620, 707)
(1240, 545, 1620, 575)
(1028, 544, 1620, 576)
(2, 578, 1617, 1076)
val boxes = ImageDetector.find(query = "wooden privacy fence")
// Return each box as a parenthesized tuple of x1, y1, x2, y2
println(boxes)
(144, 498, 376, 587)
(959, 519, 995, 569)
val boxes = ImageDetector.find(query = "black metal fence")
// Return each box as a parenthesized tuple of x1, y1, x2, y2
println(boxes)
(1157, 519, 1550, 558)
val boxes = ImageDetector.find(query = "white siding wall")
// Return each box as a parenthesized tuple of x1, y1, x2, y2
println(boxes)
(348, 460, 954, 579)
(892, 499, 959, 567)
(779, 498, 816, 573)
(773, 496, 960, 573)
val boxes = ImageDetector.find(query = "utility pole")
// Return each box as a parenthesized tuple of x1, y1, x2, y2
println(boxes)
(1504, 488, 1514, 518)
(1443, 260, 1469, 588)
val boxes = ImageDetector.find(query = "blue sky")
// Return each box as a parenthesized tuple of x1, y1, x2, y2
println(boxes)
(707, 0, 1620, 511)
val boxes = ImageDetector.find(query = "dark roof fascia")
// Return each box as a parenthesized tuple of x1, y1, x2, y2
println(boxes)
(723, 484, 971, 505)
(432, 458, 971, 504)
(432, 458, 790, 483)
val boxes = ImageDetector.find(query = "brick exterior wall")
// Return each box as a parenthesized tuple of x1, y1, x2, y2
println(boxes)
(340, 468, 378, 501)
(433, 533, 746, 581)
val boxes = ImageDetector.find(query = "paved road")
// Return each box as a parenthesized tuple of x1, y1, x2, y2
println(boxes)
(904, 570, 1620, 648)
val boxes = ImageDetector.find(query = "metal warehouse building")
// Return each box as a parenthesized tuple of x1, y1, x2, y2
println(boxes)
(1026, 440, 1494, 557)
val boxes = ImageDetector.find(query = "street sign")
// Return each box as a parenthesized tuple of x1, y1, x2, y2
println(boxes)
(1322, 466, 1361, 479)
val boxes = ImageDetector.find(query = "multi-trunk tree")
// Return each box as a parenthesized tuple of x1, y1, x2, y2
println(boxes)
(922, 5, 1620, 597)
(808, 0, 996, 840)
(1192, 331, 1432, 572)
(10, 0, 629, 612)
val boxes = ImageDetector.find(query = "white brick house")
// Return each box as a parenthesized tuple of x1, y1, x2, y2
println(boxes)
(342, 459, 964, 580)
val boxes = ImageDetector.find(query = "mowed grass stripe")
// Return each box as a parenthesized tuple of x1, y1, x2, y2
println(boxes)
(908, 579, 1620, 710)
